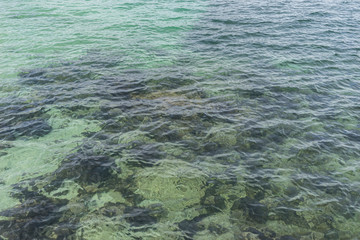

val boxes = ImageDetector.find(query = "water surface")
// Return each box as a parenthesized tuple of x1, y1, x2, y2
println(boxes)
(1, 0, 360, 239)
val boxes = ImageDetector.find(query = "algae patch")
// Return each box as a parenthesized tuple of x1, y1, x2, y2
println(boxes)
(0, 110, 100, 212)
(134, 160, 207, 221)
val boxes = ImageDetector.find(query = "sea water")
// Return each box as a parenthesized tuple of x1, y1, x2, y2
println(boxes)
(1, 0, 360, 239)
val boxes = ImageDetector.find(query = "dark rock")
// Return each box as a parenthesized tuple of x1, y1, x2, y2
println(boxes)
(201, 181, 227, 214)
(208, 223, 228, 235)
(243, 227, 272, 240)
(125, 143, 165, 167)
(231, 197, 268, 224)
(284, 186, 299, 198)
(168, 113, 183, 120)
(203, 142, 219, 152)
(19, 68, 51, 85)
(204, 195, 226, 214)
(161, 129, 183, 141)
(0, 143, 13, 150)
(119, 188, 144, 206)
(243, 227, 276, 240)
(0, 119, 52, 140)
(55, 153, 116, 185)
(123, 207, 158, 227)
(43, 180, 64, 193)
(0, 152, 7, 157)
(179, 140, 200, 151)
(0, 194, 70, 240)
(99, 202, 125, 218)
(271, 207, 309, 229)
(263, 229, 276, 238)
(178, 214, 207, 240)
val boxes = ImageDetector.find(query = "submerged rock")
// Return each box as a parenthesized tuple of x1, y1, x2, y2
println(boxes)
(0, 119, 52, 140)
(120, 143, 166, 167)
(123, 206, 160, 227)
(206, 125, 237, 148)
(0, 98, 52, 141)
(0, 142, 13, 150)
(178, 214, 207, 240)
(231, 197, 269, 224)
(0, 194, 71, 239)
(178, 215, 206, 240)
(54, 152, 118, 186)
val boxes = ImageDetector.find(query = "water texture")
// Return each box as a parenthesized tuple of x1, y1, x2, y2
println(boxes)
(1, 0, 360, 239)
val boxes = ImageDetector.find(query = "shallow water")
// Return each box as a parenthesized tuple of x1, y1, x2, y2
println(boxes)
(1, 0, 360, 239)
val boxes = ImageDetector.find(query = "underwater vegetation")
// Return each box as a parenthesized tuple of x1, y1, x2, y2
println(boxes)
(1, 0, 360, 239)
(0, 48, 359, 240)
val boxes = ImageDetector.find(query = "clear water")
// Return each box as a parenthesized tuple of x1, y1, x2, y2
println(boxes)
(1, 0, 360, 239)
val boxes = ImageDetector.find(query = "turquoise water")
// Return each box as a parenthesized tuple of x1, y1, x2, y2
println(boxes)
(1, 0, 360, 239)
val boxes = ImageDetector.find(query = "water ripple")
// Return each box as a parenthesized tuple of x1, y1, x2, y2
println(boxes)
(1, 0, 360, 239)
